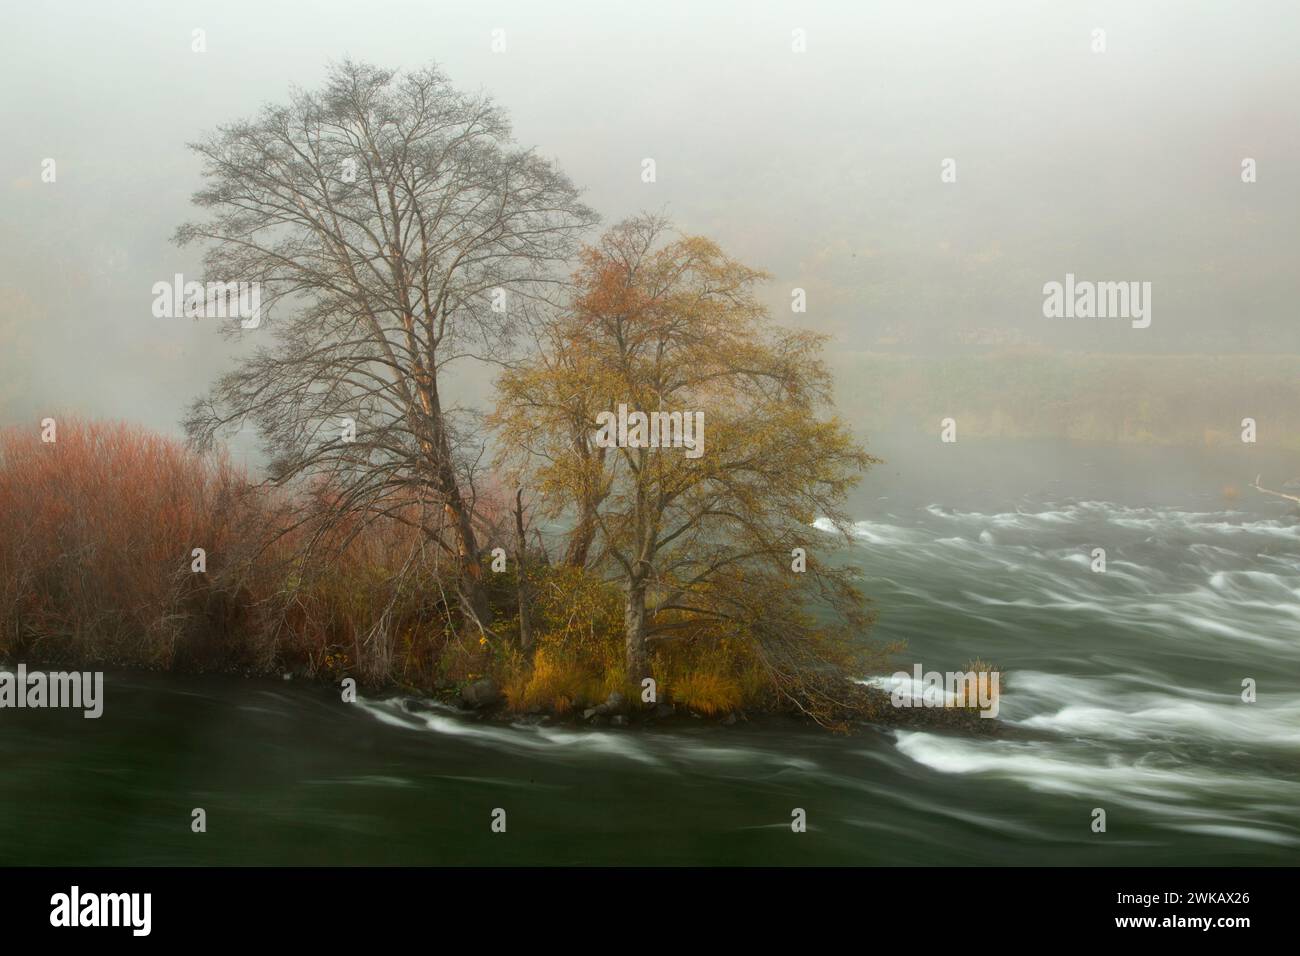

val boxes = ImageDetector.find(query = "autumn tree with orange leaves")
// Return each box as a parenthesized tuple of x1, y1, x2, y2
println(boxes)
(494, 216, 889, 724)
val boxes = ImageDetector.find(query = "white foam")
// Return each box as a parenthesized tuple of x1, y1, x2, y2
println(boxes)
(356, 697, 662, 766)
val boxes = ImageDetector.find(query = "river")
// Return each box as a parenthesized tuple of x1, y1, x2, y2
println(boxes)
(2, 439, 1297, 865)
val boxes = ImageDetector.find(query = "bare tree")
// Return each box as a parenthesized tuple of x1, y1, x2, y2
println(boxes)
(176, 61, 597, 631)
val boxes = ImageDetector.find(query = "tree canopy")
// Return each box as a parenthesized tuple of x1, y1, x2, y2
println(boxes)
(177, 60, 597, 628)
(494, 216, 885, 723)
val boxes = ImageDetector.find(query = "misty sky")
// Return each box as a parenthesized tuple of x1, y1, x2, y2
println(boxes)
(2, 0, 1297, 445)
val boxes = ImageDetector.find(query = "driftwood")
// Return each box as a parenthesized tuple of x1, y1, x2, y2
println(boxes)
(1251, 475, 1300, 505)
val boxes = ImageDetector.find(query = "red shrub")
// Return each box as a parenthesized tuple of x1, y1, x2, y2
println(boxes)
(0, 417, 511, 686)
(0, 417, 262, 667)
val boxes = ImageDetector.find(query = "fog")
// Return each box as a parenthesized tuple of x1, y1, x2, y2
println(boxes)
(2, 0, 1297, 455)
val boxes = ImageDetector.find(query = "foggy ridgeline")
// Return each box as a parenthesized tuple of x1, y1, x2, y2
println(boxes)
(835, 351, 1300, 451)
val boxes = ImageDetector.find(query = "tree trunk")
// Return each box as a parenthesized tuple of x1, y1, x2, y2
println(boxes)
(441, 491, 490, 630)
(563, 441, 605, 568)
(624, 579, 650, 684)
(564, 500, 597, 568)
(514, 488, 534, 653)
(426, 389, 490, 630)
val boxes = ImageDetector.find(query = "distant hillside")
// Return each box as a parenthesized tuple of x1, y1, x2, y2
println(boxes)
(832, 351, 1300, 450)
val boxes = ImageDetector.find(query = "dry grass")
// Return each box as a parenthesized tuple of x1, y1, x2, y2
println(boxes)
(667, 669, 744, 715)
(506, 648, 586, 713)
(950, 658, 1002, 712)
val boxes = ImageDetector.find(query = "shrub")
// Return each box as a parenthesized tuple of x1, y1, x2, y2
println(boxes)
(667, 668, 744, 716)
(503, 646, 588, 714)
(0, 417, 891, 727)
(0, 418, 457, 683)
(0, 417, 265, 668)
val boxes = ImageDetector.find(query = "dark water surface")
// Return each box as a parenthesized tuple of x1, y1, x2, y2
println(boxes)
(2, 439, 1297, 865)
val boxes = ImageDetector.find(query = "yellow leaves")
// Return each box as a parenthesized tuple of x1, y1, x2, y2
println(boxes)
(486, 217, 886, 720)
(503, 645, 593, 714)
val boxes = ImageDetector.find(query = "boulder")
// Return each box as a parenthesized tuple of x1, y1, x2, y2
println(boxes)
(595, 690, 627, 716)
(460, 677, 501, 709)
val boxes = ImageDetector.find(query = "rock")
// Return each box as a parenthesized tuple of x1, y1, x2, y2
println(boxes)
(610, 715, 629, 727)
(595, 690, 627, 716)
(583, 707, 599, 720)
(653, 702, 676, 718)
(460, 677, 501, 709)
(721, 712, 738, 726)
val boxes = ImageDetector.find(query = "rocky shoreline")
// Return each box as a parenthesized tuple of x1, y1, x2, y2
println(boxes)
(398, 676, 1008, 737)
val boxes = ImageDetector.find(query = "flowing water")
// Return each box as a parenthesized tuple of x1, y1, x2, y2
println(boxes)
(2, 440, 1297, 865)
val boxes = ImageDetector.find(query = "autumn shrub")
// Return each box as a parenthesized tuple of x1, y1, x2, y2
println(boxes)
(497, 564, 627, 713)
(0, 417, 268, 669)
(0, 417, 887, 724)
(494, 562, 794, 717)
(502, 645, 588, 714)
(653, 633, 767, 715)
(666, 669, 744, 716)
(267, 512, 455, 686)
(0, 418, 460, 684)
(271, 478, 517, 687)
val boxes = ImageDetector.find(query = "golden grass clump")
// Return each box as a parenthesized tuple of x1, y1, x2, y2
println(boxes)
(666, 669, 744, 716)
(504, 647, 588, 714)
(950, 658, 1002, 713)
